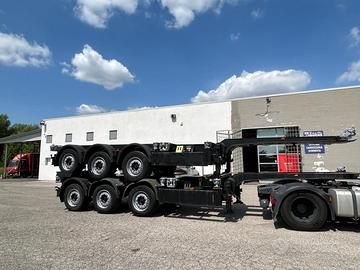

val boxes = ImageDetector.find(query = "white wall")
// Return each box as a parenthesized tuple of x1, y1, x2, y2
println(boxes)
(39, 101, 232, 180)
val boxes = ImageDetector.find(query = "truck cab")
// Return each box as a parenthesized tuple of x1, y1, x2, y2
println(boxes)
(6, 153, 39, 177)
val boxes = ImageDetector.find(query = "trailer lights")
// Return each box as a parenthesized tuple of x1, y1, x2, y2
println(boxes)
(159, 143, 170, 151)
(204, 142, 212, 149)
(153, 142, 171, 151)
(213, 178, 221, 188)
(270, 196, 277, 206)
(160, 177, 178, 188)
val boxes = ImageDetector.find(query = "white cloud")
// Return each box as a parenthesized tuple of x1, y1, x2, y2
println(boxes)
(127, 106, 158, 110)
(251, 9, 263, 19)
(0, 32, 51, 67)
(160, 0, 239, 29)
(349, 27, 360, 47)
(74, 0, 139, 28)
(337, 60, 360, 83)
(73, 0, 240, 29)
(63, 44, 134, 90)
(76, 104, 107, 114)
(230, 32, 240, 41)
(191, 70, 311, 103)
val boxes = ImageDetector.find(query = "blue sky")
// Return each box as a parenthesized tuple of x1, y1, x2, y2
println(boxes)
(1, 0, 360, 124)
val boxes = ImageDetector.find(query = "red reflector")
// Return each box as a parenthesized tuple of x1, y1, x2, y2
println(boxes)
(270, 196, 277, 205)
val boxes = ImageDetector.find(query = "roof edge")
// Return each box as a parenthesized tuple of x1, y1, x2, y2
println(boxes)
(42, 85, 360, 122)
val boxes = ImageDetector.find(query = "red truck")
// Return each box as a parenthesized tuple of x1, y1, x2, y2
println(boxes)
(6, 153, 40, 177)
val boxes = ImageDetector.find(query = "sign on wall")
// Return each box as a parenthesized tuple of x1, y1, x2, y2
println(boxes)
(303, 131, 325, 154)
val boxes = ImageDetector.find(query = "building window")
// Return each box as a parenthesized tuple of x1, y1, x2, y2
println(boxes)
(109, 130, 117, 140)
(45, 157, 52, 166)
(65, 133, 72, 143)
(86, 132, 94, 141)
(46, 135, 52, 144)
(256, 127, 301, 173)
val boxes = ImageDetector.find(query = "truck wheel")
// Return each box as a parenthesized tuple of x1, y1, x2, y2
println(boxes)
(280, 192, 327, 231)
(59, 149, 81, 174)
(128, 185, 158, 216)
(87, 152, 112, 180)
(64, 184, 86, 211)
(122, 151, 151, 182)
(93, 184, 119, 214)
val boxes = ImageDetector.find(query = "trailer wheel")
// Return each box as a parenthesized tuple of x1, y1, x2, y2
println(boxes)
(64, 184, 86, 211)
(280, 192, 327, 231)
(87, 151, 112, 180)
(93, 184, 119, 214)
(59, 149, 81, 174)
(122, 151, 151, 182)
(128, 185, 158, 216)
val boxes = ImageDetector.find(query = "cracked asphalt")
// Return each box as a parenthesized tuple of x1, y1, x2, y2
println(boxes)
(0, 180, 360, 270)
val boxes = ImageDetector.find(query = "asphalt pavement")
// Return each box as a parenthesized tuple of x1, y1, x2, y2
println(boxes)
(0, 179, 359, 270)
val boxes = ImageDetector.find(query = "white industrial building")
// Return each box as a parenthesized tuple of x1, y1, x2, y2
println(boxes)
(39, 102, 231, 180)
(39, 86, 360, 180)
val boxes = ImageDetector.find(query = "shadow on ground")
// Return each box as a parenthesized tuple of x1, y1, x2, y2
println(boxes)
(160, 203, 272, 223)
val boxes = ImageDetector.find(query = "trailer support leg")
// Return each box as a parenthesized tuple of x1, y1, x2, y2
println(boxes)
(223, 177, 236, 213)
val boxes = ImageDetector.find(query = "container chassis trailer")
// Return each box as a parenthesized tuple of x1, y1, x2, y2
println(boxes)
(53, 127, 360, 230)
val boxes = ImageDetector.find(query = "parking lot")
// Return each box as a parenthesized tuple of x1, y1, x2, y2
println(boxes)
(0, 180, 359, 270)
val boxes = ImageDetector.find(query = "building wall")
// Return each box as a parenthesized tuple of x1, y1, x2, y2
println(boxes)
(231, 87, 360, 172)
(39, 102, 232, 180)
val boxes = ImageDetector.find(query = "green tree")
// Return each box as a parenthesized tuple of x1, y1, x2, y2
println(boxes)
(9, 123, 38, 135)
(0, 117, 39, 172)
(4, 124, 39, 167)
(0, 114, 11, 172)
(0, 114, 11, 138)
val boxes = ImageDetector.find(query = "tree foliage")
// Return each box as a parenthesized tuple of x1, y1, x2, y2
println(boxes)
(0, 114, 11, 138)
(0, 114, 39, 169)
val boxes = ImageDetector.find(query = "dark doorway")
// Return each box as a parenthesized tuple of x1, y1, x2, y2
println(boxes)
(242, 129, 258, 172)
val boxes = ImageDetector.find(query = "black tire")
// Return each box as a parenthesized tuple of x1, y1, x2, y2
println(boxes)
(122, 151, 151, 182)
(87, 151, 113, 180)
(64, 184, 87, 211)
(280, 192, 328, 231)
(128, 185, 158, 216)
(59, 149, 81, 175)
(93, 184, 119, 214)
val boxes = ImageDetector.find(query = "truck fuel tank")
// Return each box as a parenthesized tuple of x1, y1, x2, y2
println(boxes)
(328, 188, 360, 218)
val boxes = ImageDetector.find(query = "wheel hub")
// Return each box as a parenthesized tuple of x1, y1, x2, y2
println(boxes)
(67, 189, 80, 207)
(96, 190, 111, 209)
(292, 198, 315, 219)
(127, 158, 143, 176)
(91, 157, 106, 175)
(62, 155, 75, 171)
(133, 192, 149, 212)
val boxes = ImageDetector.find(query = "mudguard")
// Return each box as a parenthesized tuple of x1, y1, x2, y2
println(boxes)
(271, 182, 335, 221)
(85, 144, 116, 161)
(58, 177, 91, 202)
(116, 143, 152, 165)
(122, 178, 160, 200)
(88, 177, 125, 199)
(53, 145, 86, 165)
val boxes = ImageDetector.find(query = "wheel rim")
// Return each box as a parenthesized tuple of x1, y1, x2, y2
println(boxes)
(127, 158, 143, 177)
(291, 197, 316, 220)
(96, 190, 111, 209)
(91, 157, 106, 176)
(67, 189, 81, 207)
(62, 154, 75, 171)
(132, 191, 149, 212)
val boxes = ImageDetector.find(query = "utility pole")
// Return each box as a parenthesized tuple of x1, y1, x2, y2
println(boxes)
(3, 144, 7, 178)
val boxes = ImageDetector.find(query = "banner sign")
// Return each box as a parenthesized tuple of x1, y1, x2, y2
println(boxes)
(304, 131, 325, 154)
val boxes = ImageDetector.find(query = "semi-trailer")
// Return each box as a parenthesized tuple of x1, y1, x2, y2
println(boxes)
(53, 127, 360, 230)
